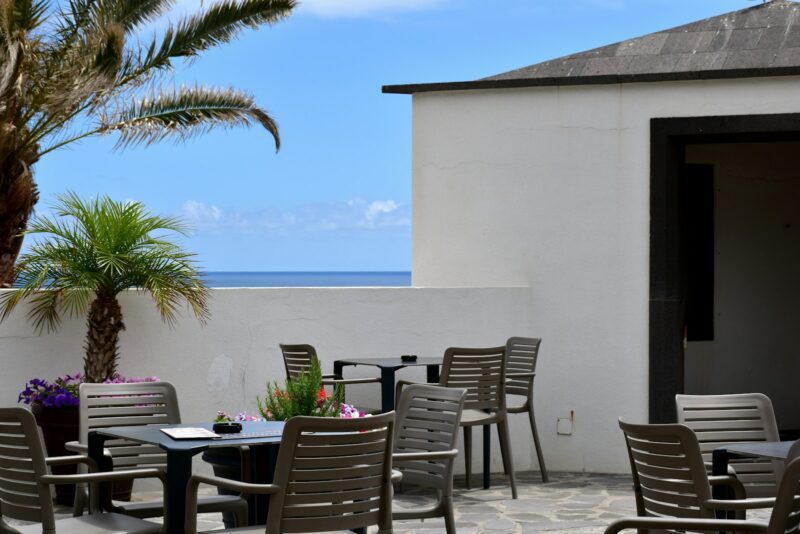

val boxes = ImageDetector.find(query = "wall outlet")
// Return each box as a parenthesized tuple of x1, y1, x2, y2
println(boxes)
(557, 410, 575, 435)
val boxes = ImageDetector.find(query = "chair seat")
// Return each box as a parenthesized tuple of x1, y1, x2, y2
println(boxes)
(15, 512, 160, 534)
(506, 394, 529, 413)
(460, 408, 502, 426)
(117, 493, 247, 518)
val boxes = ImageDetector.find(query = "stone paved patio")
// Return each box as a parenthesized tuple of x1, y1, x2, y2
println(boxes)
(16, 470, 774, 532)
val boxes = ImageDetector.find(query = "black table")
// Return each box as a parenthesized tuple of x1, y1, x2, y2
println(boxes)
(88, 421, 284, 534)
(333, 357, 442, 413)
(711, 440, 793, 509)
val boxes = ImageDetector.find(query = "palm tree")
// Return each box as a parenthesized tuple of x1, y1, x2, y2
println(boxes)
(0, 192, 209, 382)
(0, 0, 294, 287)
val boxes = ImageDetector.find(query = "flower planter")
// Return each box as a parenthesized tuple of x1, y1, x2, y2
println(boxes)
(31, 403, 133, 505)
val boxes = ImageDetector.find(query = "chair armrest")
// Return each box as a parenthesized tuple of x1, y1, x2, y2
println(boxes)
(507, 372, 535, 379)
(186, 474, 280, 534)
(604, 517, 767, 534)
(393, 449, 459, 462)
(64, 441, 113, 459)
(703, 497, 776, 511)
(322, 377, 382, 386)
(39, 467, 166, 486)
(44, 454, 98, 470)
(708, 475, 746, 500)
(391, 469, 402, 483)
(188, 474, 281, 495)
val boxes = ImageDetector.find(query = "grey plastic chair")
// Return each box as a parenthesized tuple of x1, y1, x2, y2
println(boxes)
(185, 411, 396, 534)
(65, 382, 247, 524)
(504, 336, 548, 482)
(445, 346, 517, 499)
(392, 384, 466, 534)
(606, 435, 800, 534)
(397, 346, 518, 498)
(0, 406, 163, 534)
(617, 418, 775, 526)
(676, 393, 782, 497)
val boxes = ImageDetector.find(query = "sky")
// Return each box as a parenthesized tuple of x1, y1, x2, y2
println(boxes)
(33, 0, 752, 272)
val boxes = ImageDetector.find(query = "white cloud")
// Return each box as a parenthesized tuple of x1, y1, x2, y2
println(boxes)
(298, 0, 448, 18)
(181, 198, 410, 236)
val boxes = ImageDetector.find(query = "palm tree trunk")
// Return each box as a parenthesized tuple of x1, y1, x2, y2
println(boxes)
(0, 156, 39, 287)
(84, 295, 125, 383)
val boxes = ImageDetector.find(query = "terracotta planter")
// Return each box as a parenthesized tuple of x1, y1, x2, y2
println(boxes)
(31, 403, 133, 505)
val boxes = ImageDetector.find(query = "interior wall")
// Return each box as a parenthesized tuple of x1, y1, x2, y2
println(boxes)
(685, 142, 800, 430)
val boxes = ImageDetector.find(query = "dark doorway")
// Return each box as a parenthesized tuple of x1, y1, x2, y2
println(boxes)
(649, 113, 800, 424)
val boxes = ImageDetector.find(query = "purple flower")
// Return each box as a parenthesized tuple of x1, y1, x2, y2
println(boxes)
(19, 373, 160, 409)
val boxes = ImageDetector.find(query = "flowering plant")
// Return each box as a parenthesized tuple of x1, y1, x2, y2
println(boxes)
(214, 410, 263, 423)
(257, 359, 365, 421)
(19, 373, 160, 409)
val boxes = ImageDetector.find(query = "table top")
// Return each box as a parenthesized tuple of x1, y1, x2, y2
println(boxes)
(334, 356, 442, 370)
(91, 421, 285, 453)
(716, 440, 794, 461)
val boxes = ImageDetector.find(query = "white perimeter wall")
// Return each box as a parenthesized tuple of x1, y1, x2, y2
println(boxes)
(410, 75, 800, 473)
(0, 287, 535, 476)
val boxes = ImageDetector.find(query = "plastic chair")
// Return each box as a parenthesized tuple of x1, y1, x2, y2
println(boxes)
(676, 393, 782, 497)
(185, 411, 396, 534)
(616, 418, 775, 526)
(504, 336, 548, 482)
(392, 384, 466, 534)
(65, 382, 247, 525)
(0, 406, 163, 534)
(606, 434, 800, 534)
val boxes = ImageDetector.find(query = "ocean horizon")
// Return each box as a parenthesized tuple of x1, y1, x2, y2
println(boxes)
(201, 271, 411, 288)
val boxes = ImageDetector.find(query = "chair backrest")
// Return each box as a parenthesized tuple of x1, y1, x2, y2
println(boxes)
(619, 419, 714, 520)
(279, 344, 319, 381)
(676, 393, 781, 497)
(0, 407, 56, 531)
(440, 346, 507, 412)
(79, 381, 180, 470)
(505, 337, 542, 397)
(393, 384, 466, 492)
(266, 412, 395, 534)
(767, 442, 800, 534)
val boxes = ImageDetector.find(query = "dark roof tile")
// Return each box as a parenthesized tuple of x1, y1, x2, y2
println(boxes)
(384, 1, 800, 94)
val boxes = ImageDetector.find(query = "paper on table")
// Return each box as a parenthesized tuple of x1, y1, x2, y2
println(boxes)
(160, 427, 220, 440)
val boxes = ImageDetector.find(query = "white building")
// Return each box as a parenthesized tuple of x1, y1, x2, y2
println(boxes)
(384, 0, 800, 465)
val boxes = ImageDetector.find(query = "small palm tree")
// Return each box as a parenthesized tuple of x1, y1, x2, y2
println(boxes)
(0, 0, 295, 286)
(0, 192, 209, 383)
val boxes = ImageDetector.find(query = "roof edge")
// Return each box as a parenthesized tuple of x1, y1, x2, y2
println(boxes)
(382, 66, 800, 95)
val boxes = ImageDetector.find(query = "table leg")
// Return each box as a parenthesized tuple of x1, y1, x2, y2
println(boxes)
(711, 448, 730, 519)
(381, 368, 397, 413)
(249, 443, 280, 525)
(333, 360, 345, 379)
(426, 364, 440, 384)
(87, 433, 112, 512)
(483, 425, 491, 489)
(165, 450, 193, 533)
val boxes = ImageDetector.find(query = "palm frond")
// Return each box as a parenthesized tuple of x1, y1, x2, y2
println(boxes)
(100, 85, 279, 150)
(139, 0, 294, 71)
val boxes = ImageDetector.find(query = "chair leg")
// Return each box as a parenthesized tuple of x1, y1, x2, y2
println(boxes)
(442, 495, 456, 534)
(497, 418, 518, 499)
(528, 407, 549, 482)
(463, 426, 472, 489)
(499, 423, 510, 475)
(72, 485, 87, 516)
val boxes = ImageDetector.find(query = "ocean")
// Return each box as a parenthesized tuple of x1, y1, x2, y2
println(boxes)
(201, 272, 411, 288)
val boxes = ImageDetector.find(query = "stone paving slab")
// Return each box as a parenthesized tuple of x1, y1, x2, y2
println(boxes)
(6, 471, 774, 533)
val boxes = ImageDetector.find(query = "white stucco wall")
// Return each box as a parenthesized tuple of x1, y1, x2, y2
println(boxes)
(410, 76, 800, 473)
(0, 287, 540, 475)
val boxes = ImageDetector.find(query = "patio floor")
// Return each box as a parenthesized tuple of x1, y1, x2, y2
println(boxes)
(23, 471, 775, 533)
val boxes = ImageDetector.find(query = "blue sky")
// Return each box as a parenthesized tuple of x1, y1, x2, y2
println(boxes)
(34, 0, 749, 272)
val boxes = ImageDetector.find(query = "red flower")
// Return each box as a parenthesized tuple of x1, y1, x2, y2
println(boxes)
(316, 388, 328, 403)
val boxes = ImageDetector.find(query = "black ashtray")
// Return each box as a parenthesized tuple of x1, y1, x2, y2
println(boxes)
(212, 422, 242, 434)
(401, 354, 418, 362)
